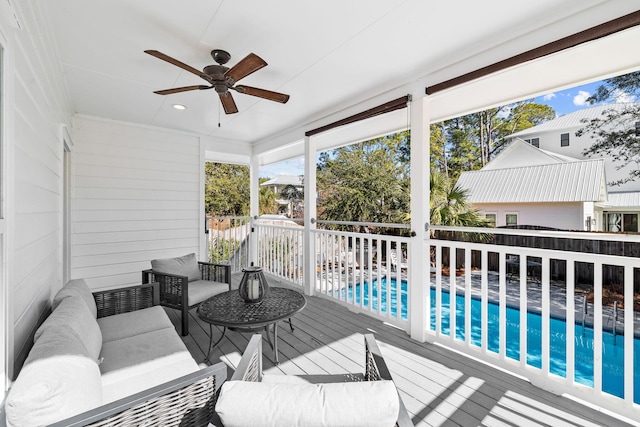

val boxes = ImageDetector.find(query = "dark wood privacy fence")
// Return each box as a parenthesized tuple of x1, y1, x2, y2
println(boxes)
(434, 229, 640, 292)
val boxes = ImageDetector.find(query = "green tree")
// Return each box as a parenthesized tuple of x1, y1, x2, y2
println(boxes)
(431, 101, 555, 179)
(205, 162, 250, 215)
(577, 71, 640, 185)
(317, 131, 410, 232)
(280, 184, 304, 218)
(259, 179, 278, 215)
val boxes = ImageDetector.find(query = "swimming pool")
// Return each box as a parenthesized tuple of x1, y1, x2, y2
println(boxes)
(336, 278, 639, 403)
(335, 277, 408, 320)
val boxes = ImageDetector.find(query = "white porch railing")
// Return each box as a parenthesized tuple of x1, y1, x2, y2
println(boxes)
(206, 216, 251, 272)
(255, 218, 304, 286)
(313, 227, 410, 330)
(250, 218, 640, 418)
(429, 225, 640, 419)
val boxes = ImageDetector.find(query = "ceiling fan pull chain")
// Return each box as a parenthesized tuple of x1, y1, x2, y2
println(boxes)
(218, 98, 221, 127)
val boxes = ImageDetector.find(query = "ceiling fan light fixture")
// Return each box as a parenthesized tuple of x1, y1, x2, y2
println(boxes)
(172, 104, 187, 110)
(146, 49, 290, 114)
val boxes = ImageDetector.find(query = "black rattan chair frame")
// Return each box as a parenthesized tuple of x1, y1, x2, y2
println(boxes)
(142, 261, 231, 336)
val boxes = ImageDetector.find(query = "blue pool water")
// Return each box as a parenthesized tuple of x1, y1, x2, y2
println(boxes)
(337, 278, 640, 403)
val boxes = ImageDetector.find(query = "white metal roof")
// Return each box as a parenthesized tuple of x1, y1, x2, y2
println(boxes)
(605, 192, 640, 208)
(260, 175, 303, 186)
(508, 103, 638, 138)
(457, 159, 606, 203)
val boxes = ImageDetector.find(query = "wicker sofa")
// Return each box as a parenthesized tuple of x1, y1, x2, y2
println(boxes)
(1, 279, 226, 427)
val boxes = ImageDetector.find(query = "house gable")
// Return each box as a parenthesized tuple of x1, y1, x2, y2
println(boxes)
(484, 139, 578, 170)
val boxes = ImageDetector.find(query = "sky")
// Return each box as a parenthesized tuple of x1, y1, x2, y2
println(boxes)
(260, 76, 637, 178)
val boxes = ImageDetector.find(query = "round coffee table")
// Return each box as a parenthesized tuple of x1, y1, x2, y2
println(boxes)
(197, 287, 306, 364)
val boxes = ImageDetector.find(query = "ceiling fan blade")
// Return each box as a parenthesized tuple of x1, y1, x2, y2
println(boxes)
(219, 92, 238, 114)
(224, 53, 267, 84)
(153, 85, 211, 95)
(234, 85, 290, 103)
(145, 50, 211, 82)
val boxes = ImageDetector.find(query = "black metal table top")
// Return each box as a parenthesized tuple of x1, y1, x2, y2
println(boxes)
(197, 287, 306, 328)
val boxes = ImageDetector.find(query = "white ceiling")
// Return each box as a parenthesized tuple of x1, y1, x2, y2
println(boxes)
(34, 0, 639, 153)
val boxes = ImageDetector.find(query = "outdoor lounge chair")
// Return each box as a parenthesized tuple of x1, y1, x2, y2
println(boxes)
(142, 253, 231, 336)
(212, 334, 413, 427)
(389, 249, 408, 272)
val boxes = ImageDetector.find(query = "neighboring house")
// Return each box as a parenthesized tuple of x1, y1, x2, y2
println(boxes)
(260, 175, 304, 217)
(456, 140, 607, 231)
(457, 103, 640, 232)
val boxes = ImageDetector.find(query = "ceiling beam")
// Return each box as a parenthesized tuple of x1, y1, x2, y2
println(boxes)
(305, 95, 410, 137)
(425, 10, 640, 95)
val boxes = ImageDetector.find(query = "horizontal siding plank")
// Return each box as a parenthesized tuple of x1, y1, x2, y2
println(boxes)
(75, 175, 197, 191)
(73, 219, 198, 234)
(74, 164, 198, 183)
(73, 228, 199, 245)
(73, 199, 199, 211)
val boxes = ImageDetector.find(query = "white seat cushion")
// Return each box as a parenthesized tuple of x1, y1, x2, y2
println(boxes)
(100, 327, 198, 403)
(98, 306, 173, 342)
(215, 380, 400, 427)
(187, 280, 229, 306)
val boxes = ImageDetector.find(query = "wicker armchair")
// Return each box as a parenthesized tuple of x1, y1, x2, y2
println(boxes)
(211, 334, 414, 427)
(142, 261, 231, 336)
(45, 283, 228, 427)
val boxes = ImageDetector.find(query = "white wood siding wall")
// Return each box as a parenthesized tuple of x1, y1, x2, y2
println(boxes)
(3, 1, 73, 377)
(70, 117, 202, 290)
(477, 202, 584, 230)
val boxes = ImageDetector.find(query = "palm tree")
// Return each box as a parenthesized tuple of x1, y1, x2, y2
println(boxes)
(429, 170, 490, 228)
(259, 185, 278, 214)
(280, 184, 304, 218)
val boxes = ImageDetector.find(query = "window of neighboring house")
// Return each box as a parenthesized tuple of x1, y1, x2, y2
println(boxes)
(635, 121, 640, 137)
(604, 212, 639, 232)
(506, 213, 518, 227)
(485, 213, 496, 227)
(560, 133, 569, 147)
(525, 138, 539, 148)
(624, 213, 638, 232)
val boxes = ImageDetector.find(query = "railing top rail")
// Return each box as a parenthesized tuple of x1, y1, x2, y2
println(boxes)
(316, 219, 411, 229)
(431, 225, 640, 242)
(256, 224, 305, 232)
(313, 228, 412, 242)
(207, 215, 251, 219)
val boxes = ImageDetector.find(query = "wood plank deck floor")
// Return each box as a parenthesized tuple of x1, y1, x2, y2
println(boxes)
(165, 275, 637, 427)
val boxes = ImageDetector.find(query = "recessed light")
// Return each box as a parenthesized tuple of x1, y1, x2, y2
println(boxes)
(172, 104, 187, 110)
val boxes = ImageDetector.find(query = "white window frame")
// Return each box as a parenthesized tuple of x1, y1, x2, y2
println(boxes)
(505, 212, 518, 227)
(484, 212, 497, 227)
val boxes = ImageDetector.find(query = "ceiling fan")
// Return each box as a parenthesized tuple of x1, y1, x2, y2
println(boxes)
(145, 49, 290, 114)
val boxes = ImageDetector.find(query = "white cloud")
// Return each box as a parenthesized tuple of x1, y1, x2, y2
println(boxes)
(542, 93, 556, 101)
(573, 90, 591, 106)
(612, 88, 636, 103)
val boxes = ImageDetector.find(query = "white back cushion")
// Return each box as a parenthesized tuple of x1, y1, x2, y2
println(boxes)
(151, 253, 201, 282)
(215, 380, 400, 427)
(52, 278, 97, 318)
(36, 295, 102, 360)
(5, 327, 102, 427)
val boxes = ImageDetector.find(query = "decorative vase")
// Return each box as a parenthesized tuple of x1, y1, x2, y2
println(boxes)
(238, 266, 269, 303)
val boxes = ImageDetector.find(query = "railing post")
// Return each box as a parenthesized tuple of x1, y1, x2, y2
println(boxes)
(249, 157, 260, 266)
(303, 135, 317, 296)
(409, 93, 429, 342)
